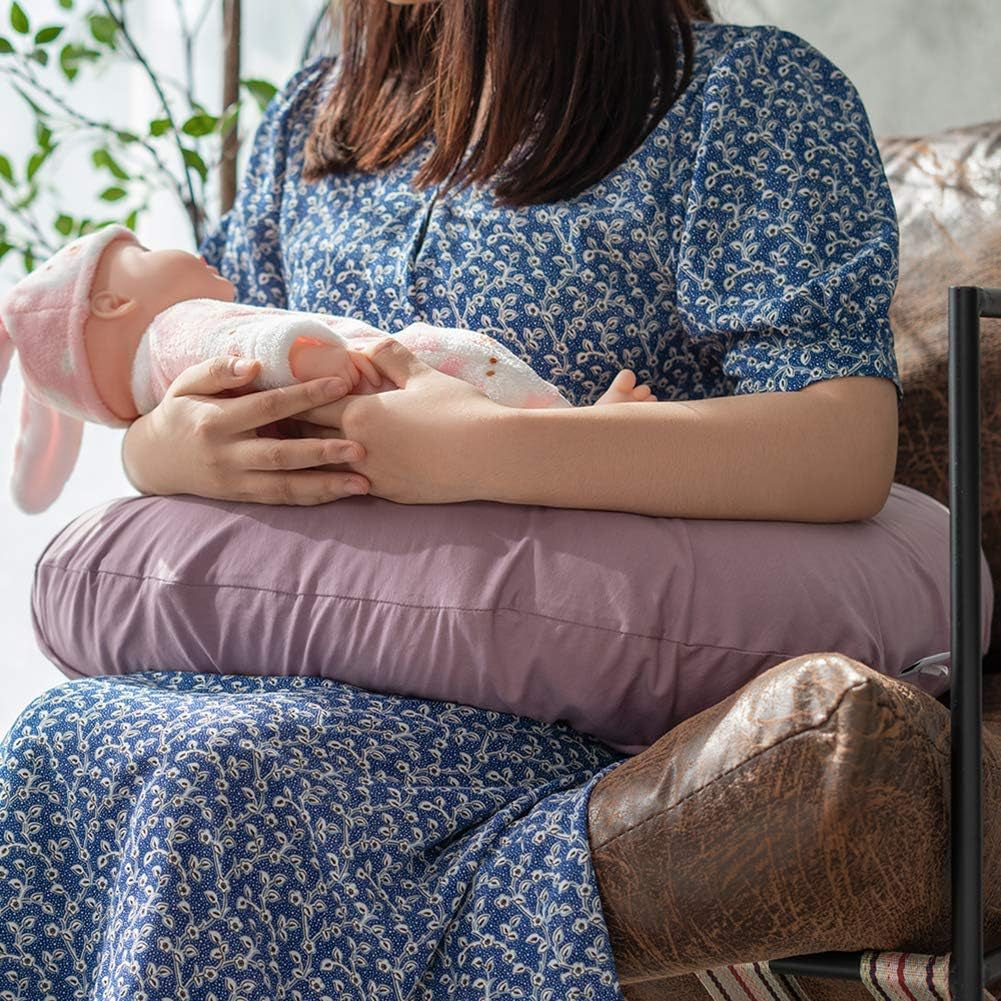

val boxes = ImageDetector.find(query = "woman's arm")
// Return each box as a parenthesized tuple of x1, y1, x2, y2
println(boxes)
(477, 374, 898, 523)
(294, 339, 896, 522)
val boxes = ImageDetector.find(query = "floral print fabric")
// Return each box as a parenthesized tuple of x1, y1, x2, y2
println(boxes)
(200, 21, 902, 405)
(0, 673, 625, 999)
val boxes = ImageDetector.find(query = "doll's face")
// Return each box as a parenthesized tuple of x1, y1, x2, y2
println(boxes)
(84, 238, 237, 422)
(91, 239, 236, 316)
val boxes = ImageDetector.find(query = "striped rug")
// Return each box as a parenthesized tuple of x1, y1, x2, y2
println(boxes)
(695, 952, 997, 1001)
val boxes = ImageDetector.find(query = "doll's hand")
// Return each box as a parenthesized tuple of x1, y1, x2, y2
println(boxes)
(289, 339, 389, 394)
(289, 338, 360, 386)
(345, 347, 391, 392)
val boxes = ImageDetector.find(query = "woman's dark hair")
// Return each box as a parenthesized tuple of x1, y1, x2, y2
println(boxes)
(302, 0, 715, 207)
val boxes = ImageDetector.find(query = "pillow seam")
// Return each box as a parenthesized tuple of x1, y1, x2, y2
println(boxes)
(35, 559, 803, 662)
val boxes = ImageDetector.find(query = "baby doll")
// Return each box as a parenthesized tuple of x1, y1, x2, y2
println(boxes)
(0, 224, 657, 513)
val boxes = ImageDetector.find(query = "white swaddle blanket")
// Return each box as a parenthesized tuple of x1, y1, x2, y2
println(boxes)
(132, 299, 575, 414)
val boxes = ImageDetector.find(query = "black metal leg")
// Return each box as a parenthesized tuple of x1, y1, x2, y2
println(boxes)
(951, 286, 984, 1001)
(952, 288, 1001, 1001)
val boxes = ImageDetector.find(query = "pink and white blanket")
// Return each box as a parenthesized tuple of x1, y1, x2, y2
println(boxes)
(133, 298, 574, 414)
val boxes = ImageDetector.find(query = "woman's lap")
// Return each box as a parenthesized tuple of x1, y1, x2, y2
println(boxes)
(0, 672, 627, 1000)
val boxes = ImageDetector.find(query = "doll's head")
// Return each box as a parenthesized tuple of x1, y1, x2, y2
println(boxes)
(86, 234, 235, 419)
(0, 224, 235, 512)
(0, 224, 234, 420)
(0, 225, 140, 427)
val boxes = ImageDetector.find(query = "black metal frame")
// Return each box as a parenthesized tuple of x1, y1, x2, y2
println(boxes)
(768, 287, 1001, 1001)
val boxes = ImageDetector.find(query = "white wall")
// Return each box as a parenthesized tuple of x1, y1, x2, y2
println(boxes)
(715, 0, 1001, 134)
(2, 0, 1000, 739)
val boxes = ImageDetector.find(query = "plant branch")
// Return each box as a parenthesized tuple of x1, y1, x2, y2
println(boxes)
(1, 61, 188, 210)
(172, 0, 197, 110)
(100, 0, 203, 243)
(0, 187, 57, 258)
(300, 3, 331, 66)
(192, 0, 215, 39)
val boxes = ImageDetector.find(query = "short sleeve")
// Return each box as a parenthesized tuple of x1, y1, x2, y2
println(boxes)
(198, 58, 334, 309)
(674, 28, 903, 403)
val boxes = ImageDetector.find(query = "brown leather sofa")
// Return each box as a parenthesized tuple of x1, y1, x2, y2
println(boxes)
(585, 119, 1001, 1000)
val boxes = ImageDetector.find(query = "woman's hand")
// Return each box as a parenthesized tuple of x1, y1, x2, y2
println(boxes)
(121, 356, 372, 505)
(293, 337, 507, 505)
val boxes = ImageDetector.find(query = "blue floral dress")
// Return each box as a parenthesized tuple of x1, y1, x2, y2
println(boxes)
(0, 20, 901, 1001)
(200, 20, 903, 407)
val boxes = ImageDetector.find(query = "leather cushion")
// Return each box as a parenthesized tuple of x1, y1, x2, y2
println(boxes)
(587, 653, 1001, 994)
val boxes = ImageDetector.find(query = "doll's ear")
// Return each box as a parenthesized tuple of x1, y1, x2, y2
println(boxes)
(90, 289, 137, 320)
(10, 389, 83, 513)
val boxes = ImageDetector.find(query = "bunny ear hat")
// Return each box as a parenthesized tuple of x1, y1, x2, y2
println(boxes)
(0, 224, 139, 513)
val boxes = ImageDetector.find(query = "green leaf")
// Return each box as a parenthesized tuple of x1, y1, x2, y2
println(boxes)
(10, 3, 29, 36)
(76, 218, 94, 236)
(35, 122, 52, 149)
(87, 13, 117, 46)
(92, 148, 129, 180)
(22, 249, 34, 272)
(0, 155, 13, 183)
(28, 47, 47, 66)
(70, 42, 99, 59)
(99, 185, 127, 202)
(242, 78, 278, 113)
(181, 147, 208, 182)
(181, 113, 217, 138)
(0, 242, 12, 262)
(58, 0, 73, 8)
(58, 42, 77, 79)
(124, 208, 139, 229)
(26, 150, 48, 182)
(57, 42, 101, 81)
(55, 214, 74, 236)
(115, 130, 139, 144)
(148, 117, 171, 137)
(0, 36, 13, 54)
(34, 25, 62, 44)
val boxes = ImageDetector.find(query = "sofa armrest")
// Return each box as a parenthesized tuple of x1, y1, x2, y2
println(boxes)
(586, 653, 1001, 989)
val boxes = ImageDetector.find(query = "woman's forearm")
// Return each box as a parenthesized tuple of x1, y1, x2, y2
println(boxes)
(476, 385, 896, 523)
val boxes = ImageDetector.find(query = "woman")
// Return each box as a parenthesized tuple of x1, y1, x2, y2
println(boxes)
(0, 1, 903, 997)
(121, 0, 900, 524)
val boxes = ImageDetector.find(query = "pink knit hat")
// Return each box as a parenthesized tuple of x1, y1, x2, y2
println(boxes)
(0, 223, 140, 513)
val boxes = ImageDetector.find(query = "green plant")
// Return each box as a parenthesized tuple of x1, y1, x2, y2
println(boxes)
(0, 0, 285, 275)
